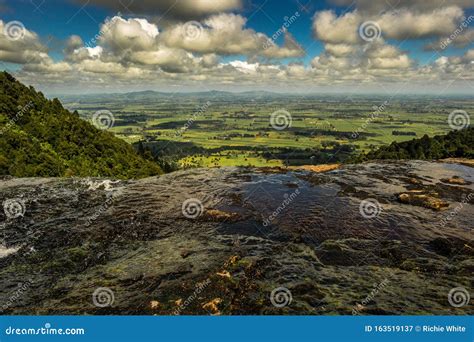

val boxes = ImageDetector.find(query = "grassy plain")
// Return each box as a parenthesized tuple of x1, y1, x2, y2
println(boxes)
(61, 92, 474, 168)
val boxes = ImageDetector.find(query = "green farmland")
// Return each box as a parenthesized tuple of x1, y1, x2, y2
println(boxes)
(61, 92, 473, 168)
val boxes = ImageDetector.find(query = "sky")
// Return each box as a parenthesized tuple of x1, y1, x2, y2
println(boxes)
(0, 0, 473, 95)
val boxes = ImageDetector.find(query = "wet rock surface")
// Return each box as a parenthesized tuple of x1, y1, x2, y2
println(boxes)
(0, 161, 472, 315)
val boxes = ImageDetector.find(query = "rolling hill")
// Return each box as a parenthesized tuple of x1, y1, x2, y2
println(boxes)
(0, 72, 162, 178)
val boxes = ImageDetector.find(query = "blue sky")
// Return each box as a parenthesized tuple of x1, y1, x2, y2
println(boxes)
(1, 0, 323, 64)
(0, 0, 473, 93)
(3, 0, 471, 64)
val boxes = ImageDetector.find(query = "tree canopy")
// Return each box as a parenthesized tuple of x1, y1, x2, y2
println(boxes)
(358, 127, 473, 161)
(0, 72, 162, 178)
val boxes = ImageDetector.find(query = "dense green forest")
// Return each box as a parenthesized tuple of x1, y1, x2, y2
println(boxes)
(358, 127, 473, 161)
(0, 72, 162, 178)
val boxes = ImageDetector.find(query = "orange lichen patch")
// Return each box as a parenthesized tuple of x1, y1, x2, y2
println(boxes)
(150, 300, 160, 310)
(202, 298, 222, 315)
(226, 255, 240, 266)
(289, 164, 341, 173)
(216, 270, 231, 279)
(398, 192, 449, 211)
(200, 209, 241, 222)
(441, 176, 470, 185)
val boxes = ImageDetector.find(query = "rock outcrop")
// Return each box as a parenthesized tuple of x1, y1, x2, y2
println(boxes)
(0, 160, 472, 315)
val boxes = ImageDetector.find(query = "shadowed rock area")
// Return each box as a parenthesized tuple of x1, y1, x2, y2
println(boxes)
(0, 160, 472, 315)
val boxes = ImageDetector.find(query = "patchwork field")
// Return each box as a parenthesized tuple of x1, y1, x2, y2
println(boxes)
(61, 92, 474, 168)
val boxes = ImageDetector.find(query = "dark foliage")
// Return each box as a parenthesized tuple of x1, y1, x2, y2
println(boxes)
(357, 128, 473, 161)
(0, 72, 162, 178)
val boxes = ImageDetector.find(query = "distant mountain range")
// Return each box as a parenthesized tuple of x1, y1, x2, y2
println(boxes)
(57, 90, 474, 103)
(58, 89, 286, 103)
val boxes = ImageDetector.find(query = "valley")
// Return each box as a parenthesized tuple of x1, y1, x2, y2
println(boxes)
(61, 92, 474, 169)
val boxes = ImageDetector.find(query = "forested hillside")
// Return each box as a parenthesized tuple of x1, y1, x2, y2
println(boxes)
(359, 128, 473, 161)
(0, 72, 162, 178)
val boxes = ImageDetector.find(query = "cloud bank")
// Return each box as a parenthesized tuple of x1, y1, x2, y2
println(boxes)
(1, 0, 472, 93)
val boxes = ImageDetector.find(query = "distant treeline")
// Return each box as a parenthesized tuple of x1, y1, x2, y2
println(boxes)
(135, 140, 356, 168)
(392, 131, 417, 136)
